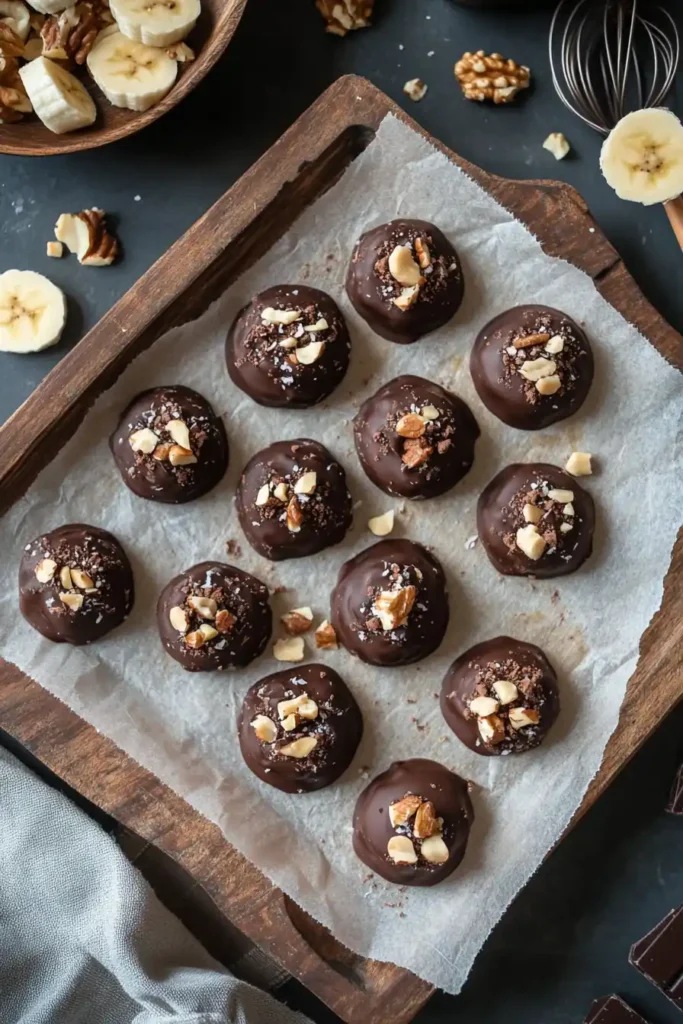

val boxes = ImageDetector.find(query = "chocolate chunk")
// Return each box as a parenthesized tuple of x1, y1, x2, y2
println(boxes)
(666, 763, 683, 815)
(629, 905, 683, 1009)
(226, 285, 350, 408)
(346, 219, 464, 344)
(584, 994, 651, 1023)
(470, 304, 594, 430)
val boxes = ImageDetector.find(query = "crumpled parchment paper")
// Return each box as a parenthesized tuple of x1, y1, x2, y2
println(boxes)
(1, 115, 681, 994)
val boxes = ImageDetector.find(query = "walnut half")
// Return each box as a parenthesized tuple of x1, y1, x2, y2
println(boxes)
(454, 50, 530, 105)
(315, 0, 374, 36)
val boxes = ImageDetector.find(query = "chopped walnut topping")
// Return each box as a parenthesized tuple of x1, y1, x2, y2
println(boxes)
(401, 437, 433, 468)
(389, 794, 422, 828)
(387, 835, 418, 865)
(215, 609, 236, 633)
(395, 412, 425, 439)
(374, 584, 416, 631)
(279, 735, 317, 758)
(413, 800, 439, 839)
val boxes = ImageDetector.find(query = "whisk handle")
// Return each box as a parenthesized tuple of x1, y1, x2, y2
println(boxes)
(664, 197, 683, 250)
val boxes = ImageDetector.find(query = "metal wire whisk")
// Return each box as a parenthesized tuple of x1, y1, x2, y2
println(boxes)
(549, 0, 680, 136)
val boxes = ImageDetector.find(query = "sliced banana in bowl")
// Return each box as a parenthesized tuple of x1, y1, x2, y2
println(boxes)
(19, 57, 97, 134)
(110, 0, 200, 48)
(86, 30, 178, 113)
(0, 270, 67, 354)
(600, 108, 683, 206)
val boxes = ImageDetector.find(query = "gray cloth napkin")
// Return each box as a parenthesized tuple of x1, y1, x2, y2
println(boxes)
(0, 745, 311, 1024)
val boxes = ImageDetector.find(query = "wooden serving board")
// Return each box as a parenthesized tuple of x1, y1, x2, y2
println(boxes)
(1, 76, 681, 1024)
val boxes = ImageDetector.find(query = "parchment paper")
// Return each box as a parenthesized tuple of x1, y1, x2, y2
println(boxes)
(2, 115, 681, 995)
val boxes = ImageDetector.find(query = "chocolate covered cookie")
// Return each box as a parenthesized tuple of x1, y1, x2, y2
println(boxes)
(157, 561, 271, 671)
(354, 375, 479, 499)
(110, 385, 228, 504)
(238, 663, 363, 793)
(19, 524, 133, 645)
(226, 285, 350, 408)
(236, 439, 352, 561)
(470, 304, 594, 430)
(441, 636, 560, 756)
(478, 463, 595, 578)
(353, 758, 474, 886)
(346, 219, 464, 344)
(331, 539, 449, 667)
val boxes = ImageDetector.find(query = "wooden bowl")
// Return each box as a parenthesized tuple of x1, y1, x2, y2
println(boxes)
(0, 0, 247, 156)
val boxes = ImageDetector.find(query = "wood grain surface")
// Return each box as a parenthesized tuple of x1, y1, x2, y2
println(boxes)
(0, 76, 681, 1023)
(0, 0, 247, 156)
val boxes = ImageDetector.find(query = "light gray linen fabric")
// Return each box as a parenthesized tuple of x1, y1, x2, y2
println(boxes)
(0, 745, 311, 1024)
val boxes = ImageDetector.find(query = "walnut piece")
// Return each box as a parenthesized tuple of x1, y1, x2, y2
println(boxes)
(41, 4, 98, 65)
(454, 50, 530, 105)
(281, 606, 314, 635)
(389, 794, 422, 828)
(315, 0, 374, 36)
(403, 78, 427, 102)
(0, 35, 31, 123)
(55, 208, 119, 267)
(374, 585, 416, 631)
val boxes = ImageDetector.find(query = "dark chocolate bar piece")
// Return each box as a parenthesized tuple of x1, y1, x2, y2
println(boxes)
(584, 994, 651, 1023)
(666, 763, 683, 815)
(629, 905, 683, 1010)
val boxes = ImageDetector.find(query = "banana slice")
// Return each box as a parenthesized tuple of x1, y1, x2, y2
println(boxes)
(87, 29, 177, 111)
(600, 108, 683, 206)
(24, 0, 71, 13)
(19, 57, 97, 134)
(0, 270, 66, 354)
(110, 0, 200, 48)
(0, 0, 30, 41)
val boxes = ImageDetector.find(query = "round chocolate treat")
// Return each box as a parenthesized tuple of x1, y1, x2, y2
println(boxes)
(226, 285, 351, 408)
(352, 758, 474, 886)
(236, 439, 352, 561)
(470, 304, 594, 430)
(157, 561, 271, 672)
(441, 636, 560, 756)
(477, 463, 595, 578)
(19, 524, 133, 645)
(331, 539, 449, 667)
(354, 375, 479, 499)
(110, 385, 228, 504)
(238, 663, 363, 793)
(345, 219, 464, 344)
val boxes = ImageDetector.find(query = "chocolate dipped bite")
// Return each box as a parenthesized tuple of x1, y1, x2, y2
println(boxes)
(354, 375, 479, 499)
(478, 463, 595, 578)
(470, 304, 593, 430)
(346, 219, 464, 344)
(441, 636, 560, 755)
(353, 758, 474, 886)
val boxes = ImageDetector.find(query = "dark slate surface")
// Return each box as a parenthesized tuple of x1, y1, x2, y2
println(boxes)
(1, 1, 681, 1021)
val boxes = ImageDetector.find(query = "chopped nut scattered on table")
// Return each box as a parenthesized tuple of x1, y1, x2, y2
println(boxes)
(454, 50, 530, 105)
(543, 131, 571, 160)
(315, 0, 374, 36)
(403, 78, 427, 102)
